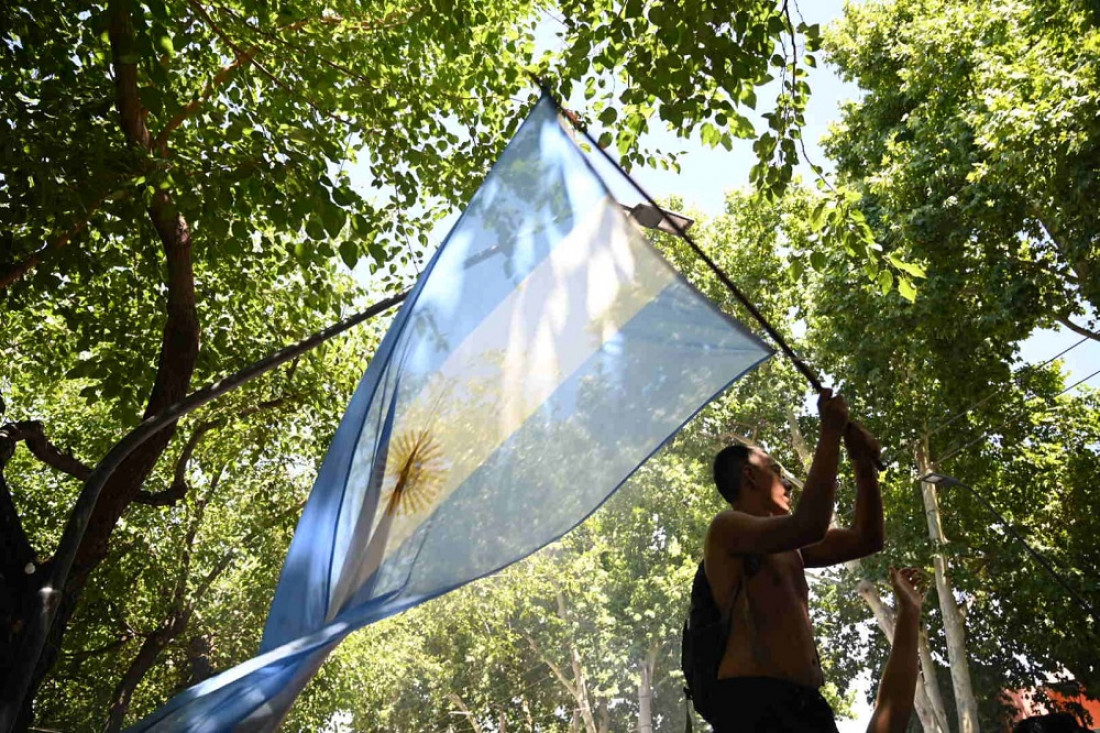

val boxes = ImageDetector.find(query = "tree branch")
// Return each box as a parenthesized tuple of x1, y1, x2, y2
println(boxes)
(0, 193, 111, 293)
(784, 407, 813, 470)
(189, 494, 304, 606)
(133, 419, 222, 506)
(133, 393, 298, 506)
(154, 0, 418, 150)
(1, 421, 92, 481)
(523, 633, 577, 698)
(60, 633, 136, 662)
(185, 0, 356, 128)
(447, 692, 485, 733)
(0, 444, 36, 578)
(1055, 313, 1100, 342)
(151, 48, 260, 152)
(0, 253, 41, 293)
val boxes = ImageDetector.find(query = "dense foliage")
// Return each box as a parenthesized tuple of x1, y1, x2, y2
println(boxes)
(2, 0, 1097, 730)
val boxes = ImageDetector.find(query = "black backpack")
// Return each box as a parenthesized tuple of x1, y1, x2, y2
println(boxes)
(680, 561, 732, 722)
(680, 557, 758, 725)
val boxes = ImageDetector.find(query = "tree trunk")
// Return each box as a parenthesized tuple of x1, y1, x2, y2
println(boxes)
(916, 447, 980, 733)
(105, 614, 188, 733)
(557, 588, 598, 733)
(637, 644, 656, 733)
(525, 585, 599, 733)
(448, 692, 485, 733)
(4, 0, 204, 722)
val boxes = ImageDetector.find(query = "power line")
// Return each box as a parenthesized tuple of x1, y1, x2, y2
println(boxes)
(940, 365, 1100, 463)
(930, 474, 1098, 631)
(886, 336, 1090, 467)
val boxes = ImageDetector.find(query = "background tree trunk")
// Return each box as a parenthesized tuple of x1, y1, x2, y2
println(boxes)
(917, 446, 980, 733)
(636, 644, 657, 733)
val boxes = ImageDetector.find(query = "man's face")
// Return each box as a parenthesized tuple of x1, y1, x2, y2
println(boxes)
(746, 449, 793, 515)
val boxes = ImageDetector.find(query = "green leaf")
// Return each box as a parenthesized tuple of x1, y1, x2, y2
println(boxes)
(810, 200, 828, 228)
(895, 260, 928, 278)
(877, 269, 894, 294)
(339, 241, 358, 269)
(897, 276, 917, 302)
(790, 258, 805, 282)
(810, 251, 827, 272)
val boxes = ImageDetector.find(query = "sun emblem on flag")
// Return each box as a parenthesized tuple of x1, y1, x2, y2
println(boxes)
(383, 427, 447, 517)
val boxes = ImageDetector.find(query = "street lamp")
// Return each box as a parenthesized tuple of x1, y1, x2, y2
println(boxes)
(918, 471, 964, 488)
(917, 471, 1097, 624)
(622, 202, 695, 234)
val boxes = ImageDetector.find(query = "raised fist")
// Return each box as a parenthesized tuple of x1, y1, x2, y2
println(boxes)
(845, 421, 882, 463)
(817, 388, 849, 433)
(890, 567, 927, 613)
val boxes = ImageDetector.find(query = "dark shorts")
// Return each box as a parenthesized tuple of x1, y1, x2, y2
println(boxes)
(702, 676, 839, 733)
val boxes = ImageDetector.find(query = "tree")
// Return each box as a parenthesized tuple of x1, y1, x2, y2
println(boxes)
(819, 1, 1100, 725)
(671, 185, 1100, 731)
(1, 0, 824, 726)
(823, 0, 1100, 343)
(801, 217, 1100, 731)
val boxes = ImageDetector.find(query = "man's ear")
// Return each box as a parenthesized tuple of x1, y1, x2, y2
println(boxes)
(741, 464, 754, 490)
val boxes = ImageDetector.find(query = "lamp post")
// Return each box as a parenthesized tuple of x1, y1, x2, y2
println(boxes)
(917, 471, 1097, 625)
(621, 202, 695, 234)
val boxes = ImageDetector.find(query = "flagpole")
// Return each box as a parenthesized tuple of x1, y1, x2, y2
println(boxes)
(0, 289, 409, 731)
(536, 80, 885, 469)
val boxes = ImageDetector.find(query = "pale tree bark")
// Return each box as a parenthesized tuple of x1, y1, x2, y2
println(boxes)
(595, 697, 609, 733)
(558, 589, 599, 733)
(916, 443, 980, 733)
(520, 697, 535, 732)
(522, 586, 601, 733)
(636, 643, 657, 733)
(447, 692, 485, 733)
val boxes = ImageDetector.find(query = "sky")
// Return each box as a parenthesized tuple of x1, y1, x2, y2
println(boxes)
(343, 0, 1098, 726)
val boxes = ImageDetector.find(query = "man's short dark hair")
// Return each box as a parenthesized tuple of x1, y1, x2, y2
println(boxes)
(714, 444, 752, 505)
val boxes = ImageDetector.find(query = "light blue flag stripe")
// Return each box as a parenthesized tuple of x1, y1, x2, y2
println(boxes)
(130, 94, 772, 732)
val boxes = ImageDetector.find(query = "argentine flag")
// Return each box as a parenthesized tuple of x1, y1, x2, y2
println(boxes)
(130, 95, 771, 731)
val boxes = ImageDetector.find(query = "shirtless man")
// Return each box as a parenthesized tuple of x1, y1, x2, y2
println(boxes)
(703, 390, 884, 731)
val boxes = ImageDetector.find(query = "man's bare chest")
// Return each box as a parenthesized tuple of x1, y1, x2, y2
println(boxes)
(748, 550, 809, 601)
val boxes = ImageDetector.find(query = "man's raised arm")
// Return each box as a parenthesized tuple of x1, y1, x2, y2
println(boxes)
(802, 422, 885, 567)
(708, 391, 849, 556)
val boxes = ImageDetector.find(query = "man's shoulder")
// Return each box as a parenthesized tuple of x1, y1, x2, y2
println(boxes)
(706, 508, 753, 538)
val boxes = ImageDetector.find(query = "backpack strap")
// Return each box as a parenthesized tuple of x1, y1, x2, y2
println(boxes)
(718, 553, 759, 629)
